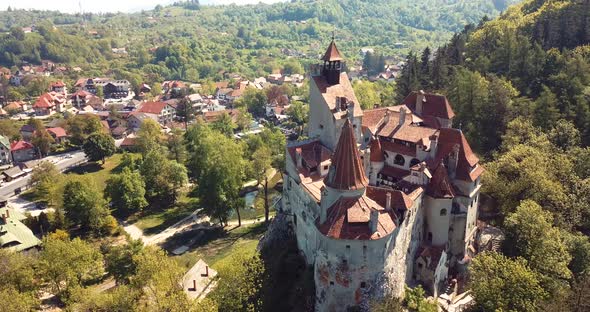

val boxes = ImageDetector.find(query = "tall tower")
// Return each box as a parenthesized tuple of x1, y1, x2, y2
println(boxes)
(321, 38, 344, 85)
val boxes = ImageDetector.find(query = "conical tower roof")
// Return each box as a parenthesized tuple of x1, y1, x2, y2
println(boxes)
(324, 119, 368, 190)
(369, 137, 385, 162)
(427, 163, 455, 198)
(322, 40, 343, 62)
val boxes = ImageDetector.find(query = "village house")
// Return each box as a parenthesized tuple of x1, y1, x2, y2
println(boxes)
(0, 136, 12, 166)
(10, 140, 36, 163)
(3, 101, 27, 114)
(50, 81, 67, 94)
(0, 197, 40, 252)
(162, 81, 187, 99)
(137, 101, 176, 124)
(33, 92, 65, 116)
(281, 40, 484, 311)
(47, 127, 68, 144)
(103, 80, 131, 99)
(127, 112, 159, 130)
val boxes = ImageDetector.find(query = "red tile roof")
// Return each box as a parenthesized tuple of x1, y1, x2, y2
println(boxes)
(33, 93, 56, 109)
(318, 195, 396, 240)
(434, 128, 483, 182)
(324, 119, 368, 190)
(120, 137, 137, 147)
(51, 81, 65, 87)
(379, 165, 409, 180)
(47, 127, 67, 138)
(138, 101, 168, 115)
(427, 163, 455, 198)
(365, 186, 413, 211)
(322, 40, 343, 62)
(312, 73, 363, 118)
(369, 137, 384, 162)
(403, 91, 455, 120)
(287, 140, 332, 177)
(10, 140, 34, 151)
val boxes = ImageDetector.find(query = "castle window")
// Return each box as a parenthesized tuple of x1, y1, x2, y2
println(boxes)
(428, 232, 433, 243)
(330, 281, 334, 286)
(363, 246, 367, 258)
(361, 282, 367, 288)
(343, 259, 347, 265)
(319, 124, 324, 129)
(440, 209, 447, 216)
(324, 165, 329, 170)
(394, 154, 405, 166)
(410, 158, 420, 167)
(418, 262, 423, 269)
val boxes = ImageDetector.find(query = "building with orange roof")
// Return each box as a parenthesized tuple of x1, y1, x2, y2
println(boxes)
(281, 39, 484, 310)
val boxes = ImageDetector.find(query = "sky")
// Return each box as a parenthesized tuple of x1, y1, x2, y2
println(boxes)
(2, 0, 287, 14)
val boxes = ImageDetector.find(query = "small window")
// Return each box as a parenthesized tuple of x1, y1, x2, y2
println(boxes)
(353, 124, 357, 128)
(324, 165, 328, 170)
(418, 262, 423, 269)
(394, 154, 405, 166)
(428, 232, 433, 242)
(343, 259, 347, 265)
(330, 281, 334, 286)
(440, 209, 447, 216)
(360, 282, 367, 288)
(319, 124, 324, 129)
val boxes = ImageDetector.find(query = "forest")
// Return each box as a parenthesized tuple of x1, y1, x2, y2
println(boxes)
(393, 0, 590, 310)
(0, 0, 518, 85)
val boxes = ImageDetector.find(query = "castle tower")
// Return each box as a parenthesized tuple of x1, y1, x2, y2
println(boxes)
(321, 39, 344, 85)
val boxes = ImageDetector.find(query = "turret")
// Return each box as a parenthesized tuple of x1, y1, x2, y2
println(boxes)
(321, 39, 344, 86)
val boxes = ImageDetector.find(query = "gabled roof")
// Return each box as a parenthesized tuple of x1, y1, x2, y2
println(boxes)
(311, 72, 363, 118)
(369, 137, 384, 162)
(47, 127, 67, 138)
(426, 163, 455, 198)
(0, 207, 40, 252)
(51, 81, 65, 87)
(324, 119, 368, 190)
(322, 40, 343, 62)
(138, 101, 169, 115)
(33, 93, 56, 109)
(366, 186, 413, 211)
(10, 140, 34, 151)
(434, 128, 483, 182)
(318, 195, 396, 240)
(403, 91, 455, 120)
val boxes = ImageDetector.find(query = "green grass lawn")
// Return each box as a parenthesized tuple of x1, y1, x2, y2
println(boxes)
(129, 194, 197, 235)
(66, 153, 124, 193)
(173, 222, 267, 270)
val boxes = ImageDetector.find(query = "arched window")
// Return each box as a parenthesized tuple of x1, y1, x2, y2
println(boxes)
(440, 209, 447, 216)
(427, 232, 433, 242)
(410, 158, 420, 167)
(394, 154, 405, 166)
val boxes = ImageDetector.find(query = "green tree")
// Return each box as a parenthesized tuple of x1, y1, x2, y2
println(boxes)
(469, 252, 547, 312)
(140, 148, 188, 204)
(66, 114, 104, 146)
(62, 178, 111, 234)
(286, 101, 308, 126)
(167, 128, 187, 164)
(251, 146, 272, 223)
(192, 131, 245, 225)
(39, 237, 104, 299)
(0, 287, 38, 312)
(534, 86, 561, 129)
(549, 119, 581, 151)
(29, 118, 54, 157)
(239, 88, 267, 117)
(210, 252, 263, 312)
(352, 80, 380, 110)
(212, 111, 236, 137)
(83, 132, 116, 164)
(404, 285, 438, 312)
(136, 119, 162, 155)
(104, 239, 144, 285)
(0, 249, 38, 293)
(30, 161, 60, 203)
(503, 200, 572, 286)
(105, 168, 148, 216)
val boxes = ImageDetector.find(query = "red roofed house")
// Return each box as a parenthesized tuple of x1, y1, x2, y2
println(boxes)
(137, 101, 176, 124)
(50, 81, 67, 94)
(47, 127, 68, 144)
(33, 92, 65, 116)
(10, 141, 36, 163)
(282, 39, 484, 310)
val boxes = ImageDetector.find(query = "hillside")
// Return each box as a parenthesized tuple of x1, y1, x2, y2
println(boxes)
(0, 0, 519, 82)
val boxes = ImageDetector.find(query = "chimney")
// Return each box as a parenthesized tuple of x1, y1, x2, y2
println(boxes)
(448, 144, 460, 179)
(385, 192, 392, 211)
(370, 210, 379, 234)
(5, 210, 9, 219)
(399, 107, 406, 126)
(192, 280, 197, 291)
(295, 148, 303, 168)
(416, 90, 425, 115)
(347, 102, 355, 121)
(429, 134, 438, 158)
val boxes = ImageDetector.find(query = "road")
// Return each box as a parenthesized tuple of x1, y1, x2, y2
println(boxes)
(0, 150, 87, 198)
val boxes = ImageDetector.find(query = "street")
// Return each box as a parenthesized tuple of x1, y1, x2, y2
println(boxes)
(0, 150, 87, 198)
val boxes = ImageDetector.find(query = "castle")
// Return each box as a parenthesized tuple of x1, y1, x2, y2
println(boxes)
(280, 40, 484, 311)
